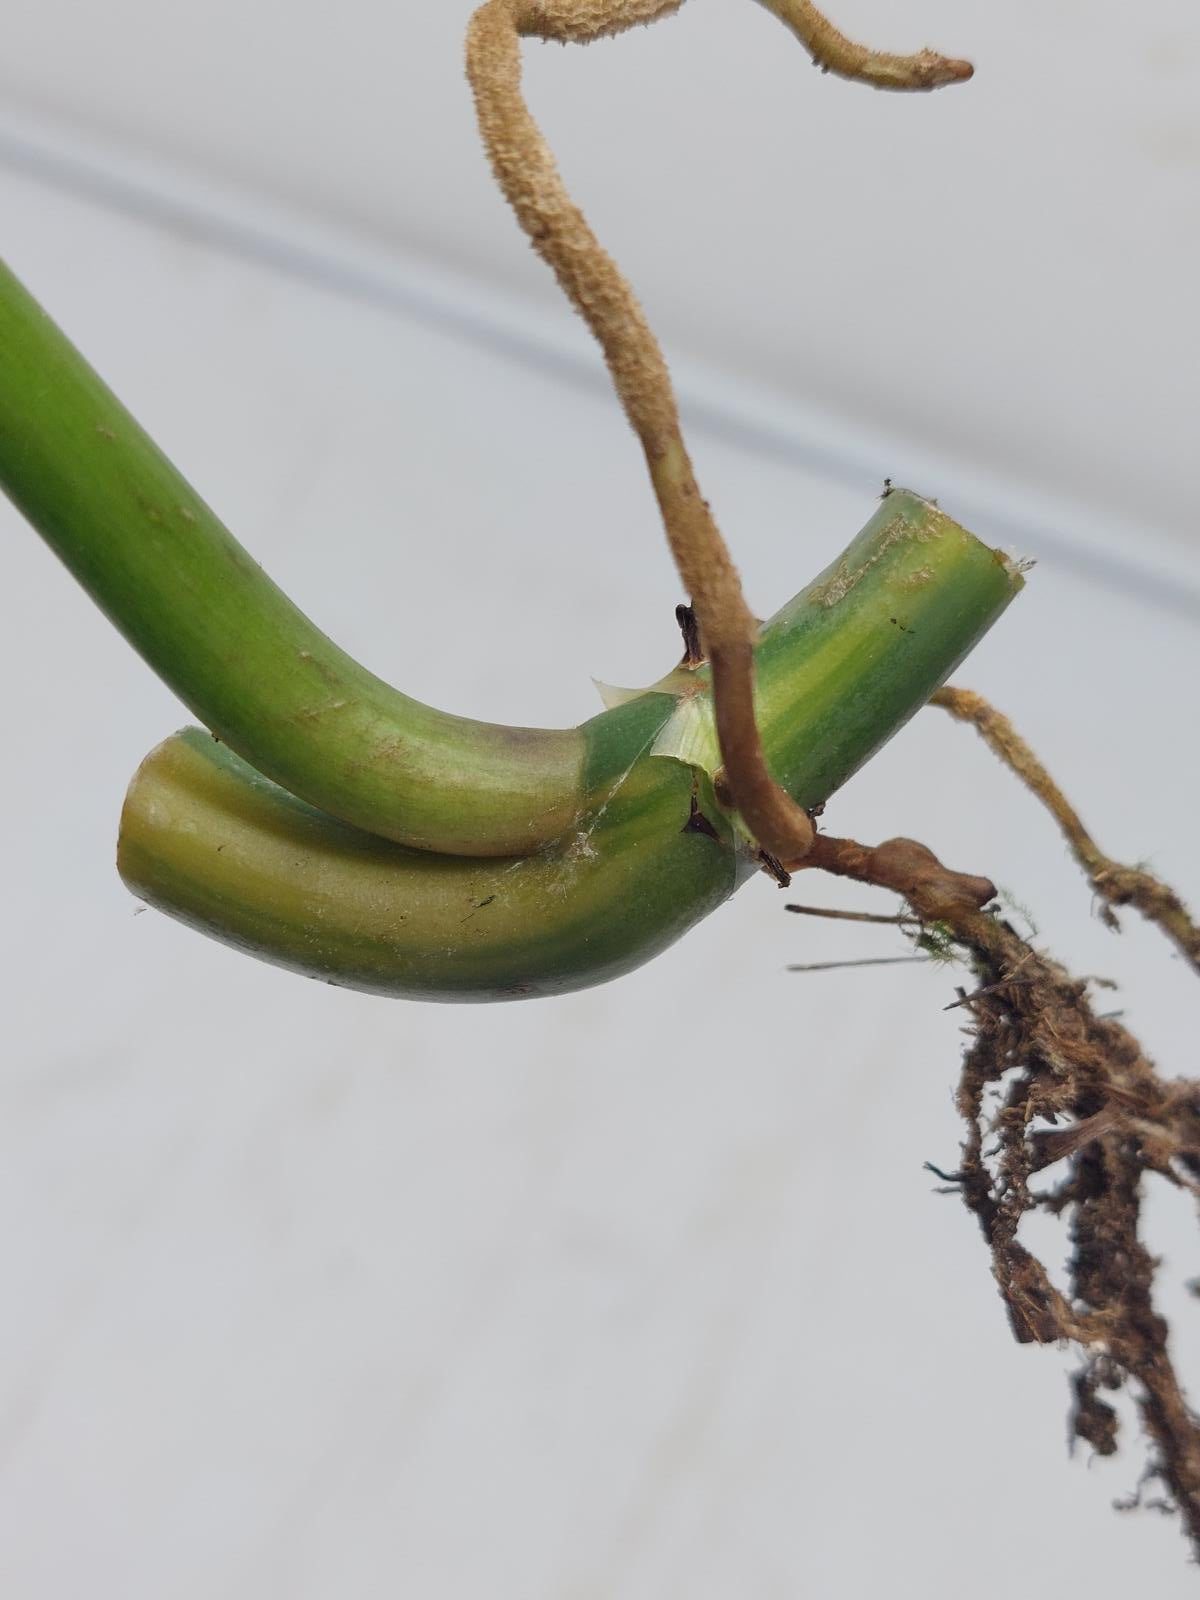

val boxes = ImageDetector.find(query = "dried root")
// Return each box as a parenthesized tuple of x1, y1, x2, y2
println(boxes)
(753, 0, 972, 90)
(938, 907, 1200, 1553)
(931, 685, 1200, 974)
(790, 690, 1200, 1555)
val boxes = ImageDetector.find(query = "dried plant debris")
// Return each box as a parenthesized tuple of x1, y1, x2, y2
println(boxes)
(792, 687, 1200, 1554)
(937, 907, 1200, 1552)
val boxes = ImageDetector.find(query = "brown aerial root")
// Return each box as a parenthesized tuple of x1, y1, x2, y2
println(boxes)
(755, 0, 973, 90)
(464, 8, 1200, 1554)
(931, 685, 1200, 974)
(466, 0, 970, 864)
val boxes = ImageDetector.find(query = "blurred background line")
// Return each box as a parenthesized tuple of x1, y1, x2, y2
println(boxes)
(3, 104, 1199, 628)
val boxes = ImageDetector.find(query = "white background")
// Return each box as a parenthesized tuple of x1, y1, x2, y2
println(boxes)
(2, 2, 1199, 1594)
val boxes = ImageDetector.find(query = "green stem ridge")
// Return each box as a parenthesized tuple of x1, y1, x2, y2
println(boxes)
(1, 259, 1023, 999)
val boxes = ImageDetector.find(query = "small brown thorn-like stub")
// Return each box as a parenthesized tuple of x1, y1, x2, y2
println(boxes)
(675, 602, 704, 667)
(757, 849, 792, 888)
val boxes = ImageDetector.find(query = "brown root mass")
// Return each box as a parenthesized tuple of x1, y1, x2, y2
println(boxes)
(789, 691, 1200, 1555)
(936, 904, 1200, 1552)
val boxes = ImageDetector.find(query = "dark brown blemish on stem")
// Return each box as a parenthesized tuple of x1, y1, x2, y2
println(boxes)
(675, 602, 704, 667)
(681, 787, 721, 844)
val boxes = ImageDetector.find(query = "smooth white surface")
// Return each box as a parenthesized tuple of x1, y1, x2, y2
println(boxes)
(3, 0, 1199, 558)
(2, 140, 1199, 1596)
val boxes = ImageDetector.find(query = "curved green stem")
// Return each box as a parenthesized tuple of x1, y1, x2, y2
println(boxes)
(1, 257, 1023, 998)
(0, 258, 583, 855)
(120, 726, 741, 1002)
(119, 495, 1022, 999)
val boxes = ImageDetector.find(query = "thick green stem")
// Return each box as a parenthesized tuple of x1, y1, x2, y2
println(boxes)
(0, 258, 583, 855)
(0, 257, 1023, 998)
(119, 496, 1021, 999)
(119, 727, 740, 1002)
(650, 491, 1021, 815)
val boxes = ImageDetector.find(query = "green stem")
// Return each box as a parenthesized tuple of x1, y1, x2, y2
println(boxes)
(120, 495, 1021, 999)
(119, 727, 740, 1002)
(0, 257, 1024, 998)
(0, 258, 583, 855)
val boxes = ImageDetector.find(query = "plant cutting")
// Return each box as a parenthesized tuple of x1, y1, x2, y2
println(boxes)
(0, 252, 1016, 996)
(3, 0, 1199, 1562)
